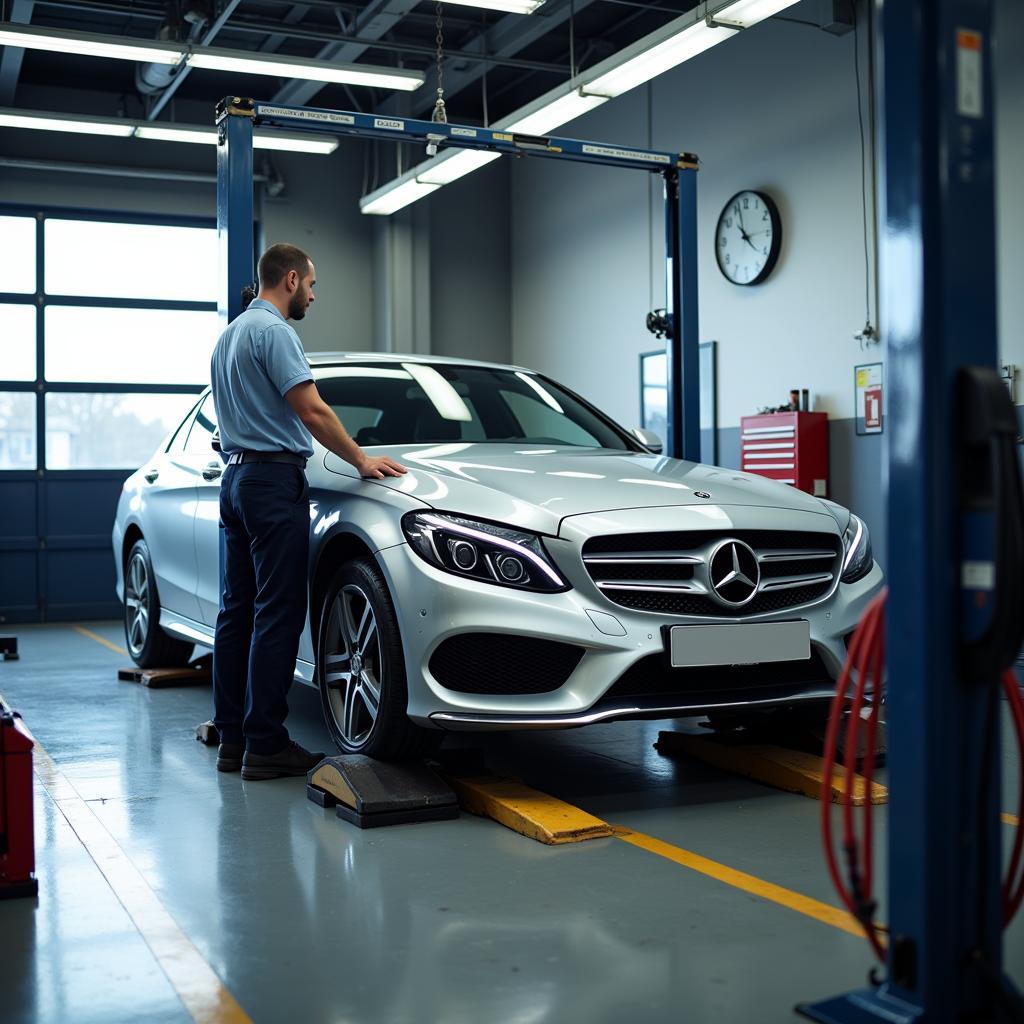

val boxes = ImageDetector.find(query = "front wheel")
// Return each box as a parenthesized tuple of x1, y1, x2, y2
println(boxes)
(317, 557, 440, 760)
(123, 538, 193, 668)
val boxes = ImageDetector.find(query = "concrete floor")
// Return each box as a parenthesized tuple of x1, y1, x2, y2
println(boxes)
(0, 622, 1020, 1024)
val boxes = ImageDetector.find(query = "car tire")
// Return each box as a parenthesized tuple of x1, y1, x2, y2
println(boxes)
(123, 538, 194, 668)
(317, 557, 441, 760)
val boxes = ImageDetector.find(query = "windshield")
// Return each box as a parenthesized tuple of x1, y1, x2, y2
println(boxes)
(315, 364, 635, 450)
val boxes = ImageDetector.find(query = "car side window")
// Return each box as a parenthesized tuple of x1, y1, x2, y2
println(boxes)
(166, 398, 202, 454)
(184, 394, 218, 456)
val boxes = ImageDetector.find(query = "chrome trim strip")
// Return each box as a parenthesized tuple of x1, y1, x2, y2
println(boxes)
(596, 581, 703, 594)
(758, 550, 836, 562)
(583, 554, 703, 565)
(759, 573, 834, 592)
(428, 689, 836, 730)
(159, 613, 214, 646)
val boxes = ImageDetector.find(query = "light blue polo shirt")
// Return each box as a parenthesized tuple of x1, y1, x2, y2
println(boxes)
(210, 298, 314, 459)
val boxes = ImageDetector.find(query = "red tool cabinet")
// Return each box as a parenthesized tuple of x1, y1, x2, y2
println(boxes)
(740, 412, 829, 497)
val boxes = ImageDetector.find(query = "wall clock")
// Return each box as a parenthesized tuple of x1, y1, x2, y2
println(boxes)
(715, 190, 781, 286)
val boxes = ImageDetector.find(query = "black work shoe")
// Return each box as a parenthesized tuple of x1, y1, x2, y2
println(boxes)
(216, 742, 244, 773)
(241, 740, 325, 781)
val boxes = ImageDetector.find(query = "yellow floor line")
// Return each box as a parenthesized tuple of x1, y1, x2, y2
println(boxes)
(1005, 812, 1020, 827)
(12, 704, 251, 1024)
(611, 826, 866, 938)
(73, 624, 127, 657)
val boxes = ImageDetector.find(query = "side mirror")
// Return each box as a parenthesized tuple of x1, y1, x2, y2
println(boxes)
(631, 427, 663, 454)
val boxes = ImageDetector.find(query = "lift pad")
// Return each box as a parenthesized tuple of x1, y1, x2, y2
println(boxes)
(194, 720, 220, 746)
(307, 756, 460, 829)
(0, 636, 18, 662)
(443, 774, 614, 845)
(655, 732, 888, 806)
(118, 655, 212, 689)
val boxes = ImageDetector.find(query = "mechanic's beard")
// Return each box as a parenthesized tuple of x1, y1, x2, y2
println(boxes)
(288, 292, 308, 320)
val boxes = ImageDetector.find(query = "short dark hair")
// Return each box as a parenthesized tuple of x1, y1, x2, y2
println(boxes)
(258, 243, 313, 289)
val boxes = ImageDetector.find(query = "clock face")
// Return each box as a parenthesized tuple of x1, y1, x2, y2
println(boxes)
(715, 190, 781, 286)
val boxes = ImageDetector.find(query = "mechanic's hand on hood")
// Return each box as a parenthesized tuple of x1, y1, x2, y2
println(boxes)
(358, 455, 407, 479)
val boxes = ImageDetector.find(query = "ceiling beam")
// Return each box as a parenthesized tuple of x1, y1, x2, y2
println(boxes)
(146, 0, 244, 120)
(379, 0, 600, 120)
(0, 0, 35, 106)
(270, 0, 421, 107)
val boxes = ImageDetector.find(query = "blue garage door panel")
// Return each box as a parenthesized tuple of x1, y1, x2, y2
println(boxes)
(46, 548, 120, 621)
(0, 479, 38, 538)
(0, 551, 39, 624)
(45, 475, 128, 538)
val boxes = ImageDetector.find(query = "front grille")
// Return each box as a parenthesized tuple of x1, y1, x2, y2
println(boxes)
(582, 529, 842, 618)
(603, 650, 832, 702)
(429, 634, 585, 695)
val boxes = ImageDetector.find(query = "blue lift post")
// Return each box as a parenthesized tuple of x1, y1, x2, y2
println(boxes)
(800, 0, 1017, 1021)
(214, 96, 702, 461)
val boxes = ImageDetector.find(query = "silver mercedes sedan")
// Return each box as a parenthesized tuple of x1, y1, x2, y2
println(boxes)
(112, 353, 883, 758)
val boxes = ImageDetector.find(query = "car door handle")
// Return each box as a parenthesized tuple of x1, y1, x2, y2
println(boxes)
(144, 469, 159, 483)
(202, 464, 223, 481)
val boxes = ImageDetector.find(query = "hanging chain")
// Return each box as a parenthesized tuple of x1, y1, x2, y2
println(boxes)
(432, 0, 447, 124)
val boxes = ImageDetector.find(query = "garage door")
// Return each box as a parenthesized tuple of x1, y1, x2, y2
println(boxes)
(0, 206, 216, 623)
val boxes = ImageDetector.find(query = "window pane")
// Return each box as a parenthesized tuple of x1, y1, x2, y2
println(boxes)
(44, 220, 217, 302)
(45, 392, 198, 469)
(0, 216, 37, 294)
(45, 306, 220, 385)
(0, 304, 37, 381)
(0, 392, 36, 470)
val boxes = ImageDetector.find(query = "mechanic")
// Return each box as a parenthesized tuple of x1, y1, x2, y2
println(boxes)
(210, 242, 406, 781)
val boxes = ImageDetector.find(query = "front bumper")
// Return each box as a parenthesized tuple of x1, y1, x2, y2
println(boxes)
(377, 511, 884, 731)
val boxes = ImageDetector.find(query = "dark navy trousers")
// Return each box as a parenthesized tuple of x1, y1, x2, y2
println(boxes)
(213, 462, 310, 755)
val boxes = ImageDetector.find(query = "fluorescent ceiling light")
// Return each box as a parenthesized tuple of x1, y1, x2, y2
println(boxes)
(0, 22, 183, 63)
(500, 90, 607, 135)
(582, 21, 734, 97)
(437, 0, 544, 13)
(187, 49, 424, 91)
(718, 0, 801, 28)
(360, 178, 440, 215)
(1, 108, 338, 154)
(417, 148, 501, 185)
(134, 123, 339, 154)
(0, 110, 135, 137)
(0, 21, 424, 91)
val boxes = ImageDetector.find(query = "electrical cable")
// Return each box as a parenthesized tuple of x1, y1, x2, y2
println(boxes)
(1003, 670, 1024, 924)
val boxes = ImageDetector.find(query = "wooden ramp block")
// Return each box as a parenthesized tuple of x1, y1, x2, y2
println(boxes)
(445, 774, 614, 845)
(655, 732, 888, 806)
(118, 656, 211, 689)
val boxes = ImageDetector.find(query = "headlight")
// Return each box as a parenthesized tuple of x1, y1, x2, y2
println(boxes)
(402, 512, 570, 593)
(841, 514, 873, 583)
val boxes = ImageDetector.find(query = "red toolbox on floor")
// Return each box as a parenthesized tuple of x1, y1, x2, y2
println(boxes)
(740, 412, 829, 496)
(0, 705, 38, 899)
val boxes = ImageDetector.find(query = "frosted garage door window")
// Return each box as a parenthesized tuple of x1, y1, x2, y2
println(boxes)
(0, 304, 37, 381)
(45, 392, 198, 469)
(0, 216, 37, 294)
(44, 219, 217, 302)
(0, 393, 36, 470)
(45, 306, 221, 384)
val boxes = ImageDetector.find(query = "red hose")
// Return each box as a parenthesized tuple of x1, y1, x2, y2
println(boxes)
(1002, 669, 1024, 925)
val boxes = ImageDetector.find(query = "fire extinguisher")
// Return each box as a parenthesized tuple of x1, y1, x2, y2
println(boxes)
(0, 706, 38, 899)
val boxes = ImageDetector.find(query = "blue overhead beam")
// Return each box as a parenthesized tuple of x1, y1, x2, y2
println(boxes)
(216, 96, 702, 461)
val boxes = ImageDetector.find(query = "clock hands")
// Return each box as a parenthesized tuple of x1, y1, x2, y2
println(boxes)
(736, 201, 760, 251)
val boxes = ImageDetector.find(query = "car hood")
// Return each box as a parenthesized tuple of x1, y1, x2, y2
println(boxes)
(323, 443, 841, 536)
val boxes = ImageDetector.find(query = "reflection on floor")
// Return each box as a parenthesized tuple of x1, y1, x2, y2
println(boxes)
(0, 623, 1020, 1024)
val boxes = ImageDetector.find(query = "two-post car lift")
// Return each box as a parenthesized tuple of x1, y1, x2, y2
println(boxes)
(214, 96, 702, 461)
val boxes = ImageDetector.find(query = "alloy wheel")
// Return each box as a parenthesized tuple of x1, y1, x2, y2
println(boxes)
(323, 584, 383, 747)
(125, 552, 150, 658)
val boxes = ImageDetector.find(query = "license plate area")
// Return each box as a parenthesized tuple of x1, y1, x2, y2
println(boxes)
(666, 621, 810, 668)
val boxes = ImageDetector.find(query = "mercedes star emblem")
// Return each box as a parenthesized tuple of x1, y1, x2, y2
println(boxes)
(694, 491, 711, 499)
(708, 539, 760, 607)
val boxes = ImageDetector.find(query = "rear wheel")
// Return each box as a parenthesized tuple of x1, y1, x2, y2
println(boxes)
(317, 557, 440, 760)
(124, 538, 193, 668)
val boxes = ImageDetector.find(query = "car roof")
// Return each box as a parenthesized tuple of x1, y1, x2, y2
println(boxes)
(308, 352, 534, 374)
